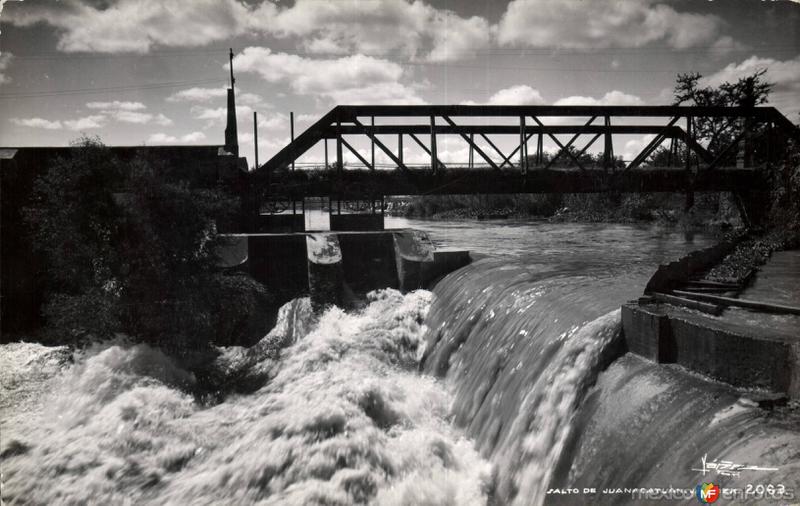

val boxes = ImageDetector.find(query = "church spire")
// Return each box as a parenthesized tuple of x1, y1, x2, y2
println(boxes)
(224, 48, 239, 156)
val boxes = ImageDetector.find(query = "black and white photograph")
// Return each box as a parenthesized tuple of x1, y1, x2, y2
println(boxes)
(1, 0, 799, 504)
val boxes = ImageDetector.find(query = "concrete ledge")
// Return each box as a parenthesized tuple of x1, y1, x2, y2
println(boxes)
(330, 214, 384, 231)
(621, 303, 674, 363)
(221, 230, 470, 313)
(255, 214, 305, 233)
(622, 302, 799, 398)
(423, 250, 471, 285)
(393, 230, 434, 291)
(670, 315, 793, 394)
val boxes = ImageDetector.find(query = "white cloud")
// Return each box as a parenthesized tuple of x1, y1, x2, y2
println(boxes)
(702, 55, 800, 94)
(237, 92, 266, 107)
(4, 0, 264, 53)
(701, 55, 800, 116)
(167, 86, 266, 108)
(487, 85, 546, 105)
(498, 0, 721, 49)
(86, 100, 146, 111)
(147, 131, 208, 144)
(425, 11, 490, 62)
(323, 82, 427, 105)
(64, 115, 106, 131)
(147, 133, 177, 143)
(0, 52, 13, 85)
(180, 131, 206, 143)
(110, 110, 173, 125)
(621, 135, 656, 162)
(191, 104, 254, 124)
(4, 0, 488, 61)
(233, 47, 426, 105)
(83, 101, 173, 125)
(554, 90, 644, 106)
(10, 117, 63, 130)
(296, 114, 319, 123)
(257, 112, 290, 131)
(167, 87, 228, 102)
(269, 0, 489, 62)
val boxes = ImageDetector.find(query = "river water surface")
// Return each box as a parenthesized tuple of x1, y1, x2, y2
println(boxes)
(2, 219, 798, 505)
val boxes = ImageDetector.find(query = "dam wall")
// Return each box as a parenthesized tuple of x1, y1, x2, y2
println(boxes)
(218, 230, 471, 308)
(622, 302, 799, 398)
(623, 241, 800, 399)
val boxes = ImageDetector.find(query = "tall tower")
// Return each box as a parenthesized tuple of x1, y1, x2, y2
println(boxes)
(224, 48, 239, 156)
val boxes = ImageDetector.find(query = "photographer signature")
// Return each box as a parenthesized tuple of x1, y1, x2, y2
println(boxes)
(691, 454, 779, 477)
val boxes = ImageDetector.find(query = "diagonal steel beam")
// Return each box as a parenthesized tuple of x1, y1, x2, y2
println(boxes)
(530, 116, 587, 171)
(680, 130, 714, 164)
(339, 136, 373, 170)
(352, 118, 410, 172)
(479, 133, 513, 168)
(500, 132, 536, 169)
(441, 115, 500, 171)
(543, 116, 597, 170)
(626, 116, 679, 171)
(704, 124, 769, 171)
(576, 133, 603, 160)
(408, 133, 446, 170)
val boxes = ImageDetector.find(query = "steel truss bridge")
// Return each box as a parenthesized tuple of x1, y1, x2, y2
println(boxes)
(248, 105, 798, 207)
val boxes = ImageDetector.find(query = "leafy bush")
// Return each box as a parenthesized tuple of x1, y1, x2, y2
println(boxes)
(25, 138, 272, 353)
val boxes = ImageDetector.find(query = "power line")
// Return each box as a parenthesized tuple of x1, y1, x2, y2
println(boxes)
(8, 42, 798, 58)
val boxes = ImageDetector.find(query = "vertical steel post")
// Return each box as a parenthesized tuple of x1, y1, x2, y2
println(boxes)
(685, 115, 694, 210)
(469, 133, 474, 169)
(336, 121, 343, 173)
(290, 111, 295, 172)
(604, 116, 613, 170)
(430, 115, 437, 173)
(371, 116, 375, 170)
(685, 116, 693, 171)
(398, 134, 404, 166)
(537, 131, 543, 165)
(336, 120, 342, 215)
(520, 116, 526, 174)
(324, 137, 328, 169)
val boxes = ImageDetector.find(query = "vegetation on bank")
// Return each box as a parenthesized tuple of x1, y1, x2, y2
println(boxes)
(391, 191, 743, 228)
(396, 69, 791, 231)
(22, 138, 272, 357)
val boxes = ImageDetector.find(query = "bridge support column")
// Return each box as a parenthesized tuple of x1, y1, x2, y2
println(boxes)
(307, 234, 345, 311)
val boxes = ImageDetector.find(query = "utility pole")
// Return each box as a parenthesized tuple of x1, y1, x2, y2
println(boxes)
(253, 111, 259, 170)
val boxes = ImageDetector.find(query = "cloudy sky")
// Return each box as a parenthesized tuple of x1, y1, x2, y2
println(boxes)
(1, 0, 798, 166)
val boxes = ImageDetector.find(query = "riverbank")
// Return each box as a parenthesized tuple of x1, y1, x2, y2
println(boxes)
(389, 191, 744, 229)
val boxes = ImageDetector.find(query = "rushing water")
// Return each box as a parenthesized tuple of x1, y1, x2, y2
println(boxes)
(2, 219, 798, 505)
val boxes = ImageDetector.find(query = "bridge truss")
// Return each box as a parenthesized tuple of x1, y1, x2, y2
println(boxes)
(249, 105, 798, 206)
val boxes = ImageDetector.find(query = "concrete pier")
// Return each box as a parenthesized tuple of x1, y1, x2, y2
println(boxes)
(219, 229, 471, 308)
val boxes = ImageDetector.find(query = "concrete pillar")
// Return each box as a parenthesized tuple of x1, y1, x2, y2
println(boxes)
(393, 230, 434, 291)
(306, 234, 344, 311)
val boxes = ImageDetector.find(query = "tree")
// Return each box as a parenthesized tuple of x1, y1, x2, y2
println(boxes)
(25, 138, 271, 351)
(672, 69, 773, 156)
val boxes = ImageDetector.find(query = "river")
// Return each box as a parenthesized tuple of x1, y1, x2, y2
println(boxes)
(2, 219, 798, 505)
